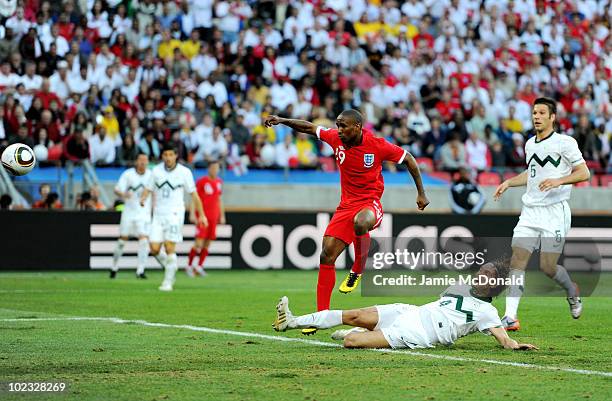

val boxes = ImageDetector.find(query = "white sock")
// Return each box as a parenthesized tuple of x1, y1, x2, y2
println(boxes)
(553, 265, 577, 297)
(136, 238, 148, 275)
(505, 269, 525, 319)
(154, 248, 167, 269)
(291, 310, 343, 329)
(112, 239, 126, 271)
(163, 253, 178, 285)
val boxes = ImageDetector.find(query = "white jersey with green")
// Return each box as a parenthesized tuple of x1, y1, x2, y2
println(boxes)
(522, 132, 585, 207)
(418, 284, 502, 346)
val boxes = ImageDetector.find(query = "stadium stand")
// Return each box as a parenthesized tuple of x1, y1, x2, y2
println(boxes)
(0, 0, 611, 208)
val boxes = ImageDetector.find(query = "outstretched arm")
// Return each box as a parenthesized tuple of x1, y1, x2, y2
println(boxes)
(263, 115, 317, 136)
(402, 152, 429, 210)
(490, 327, 538, 350)
(494, 170, 528, 201)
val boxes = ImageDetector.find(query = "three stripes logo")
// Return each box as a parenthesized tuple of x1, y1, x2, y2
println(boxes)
(89, 224, 233, 270)
(527, 154, 561, 168)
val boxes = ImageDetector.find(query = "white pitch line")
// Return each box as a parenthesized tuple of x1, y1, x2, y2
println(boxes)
(1, 316, 611, 378)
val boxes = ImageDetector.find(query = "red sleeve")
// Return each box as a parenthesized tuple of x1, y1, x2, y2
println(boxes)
(315, 126, 337, 145)
(378, 138, 407, 163)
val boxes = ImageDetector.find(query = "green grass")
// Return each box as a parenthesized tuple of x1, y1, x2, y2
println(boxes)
(0, 271, 611, 401)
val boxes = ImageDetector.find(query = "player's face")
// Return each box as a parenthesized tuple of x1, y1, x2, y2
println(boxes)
(162, 150, 178, 169)
(208, 162, 219, 178)
(472, 263, 497, 295)
(532, 104, 555, 133)
(336, 115, 361, 144)
(135, 154, 148, 173)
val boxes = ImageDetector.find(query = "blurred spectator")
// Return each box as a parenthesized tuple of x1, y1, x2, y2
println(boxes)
(572, 114, 600, 161)
(99, 105, 121, 146)
(465, 131, 491, 173)
(295, 132, 318, 168)
(439, 133, 467, 172)
(507, 133, 527, 168)
(0, 194, 13, 210)
(32, 183, 51, 209)
(116, 134, 139, 167)
(9, 125, 35, 148)
(449, 168, 485, 215)
(275, 133, 298, 168)
(406, 102, 431, 137)
(89, 126, 115, 166)
(138, 130, 161, 162)
(194, 126, 228, 165)
(490, 141, 508, 171)
(64, 131, 90, 161)
(245, 132, 267, 168)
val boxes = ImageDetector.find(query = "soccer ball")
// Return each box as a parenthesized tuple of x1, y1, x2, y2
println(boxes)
(1, 143, 36, 176)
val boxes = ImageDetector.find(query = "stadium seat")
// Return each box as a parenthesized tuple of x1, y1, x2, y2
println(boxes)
(319, 157, 336, 172)
(428, 171, 452, 182)
(415, 157, 434, 172)
(575, 180, 591, 187)
(502, 171, 519, 181)
(477, 172, 502, 186)
(598, 175, 612, 187)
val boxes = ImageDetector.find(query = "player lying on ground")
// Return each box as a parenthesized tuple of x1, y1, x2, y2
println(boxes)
(265, 110, 429, 335)
(187, 160, 226, 277)
(494, 97, 588, 331)
(273, 261, 538, 351)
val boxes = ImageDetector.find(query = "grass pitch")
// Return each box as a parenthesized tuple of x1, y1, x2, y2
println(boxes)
(0, 270, 611, 401)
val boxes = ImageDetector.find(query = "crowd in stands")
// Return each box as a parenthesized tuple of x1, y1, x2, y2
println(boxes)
(0, 0, 611, 185)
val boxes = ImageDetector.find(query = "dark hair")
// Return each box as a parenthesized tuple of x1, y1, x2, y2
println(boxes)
(45, 192, 59, 208)
(339, 109, 363, 127)
(485, 256, 511, 298)
(533, 97, 557, 116)
(162, 142, 178, 153)
(0, 194, 12, 209)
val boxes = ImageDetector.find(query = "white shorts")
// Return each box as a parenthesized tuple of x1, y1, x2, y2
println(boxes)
(119, 213, 151, 238)
(150, 213, 184, 243)
(375, 303, 433, 349)
(512, 200, 571, 253)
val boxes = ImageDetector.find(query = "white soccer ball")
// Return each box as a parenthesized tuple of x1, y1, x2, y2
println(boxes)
(1, 143, 36, 176)
(260, 144, 276, 167)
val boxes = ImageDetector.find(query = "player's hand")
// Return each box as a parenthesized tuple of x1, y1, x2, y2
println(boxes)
(124, 192, 132, 200)
(199, 215, 208, 228)
(416, 194, 429, 210)
(139, 198, 145, 207)
(220, 215, 226, 224)
(189, 214, 197, 224)
(539, 178, 562, 192)
(264, 115, 281, 127)
(513, 343, 539, 351)
(493, 181, 509, 201)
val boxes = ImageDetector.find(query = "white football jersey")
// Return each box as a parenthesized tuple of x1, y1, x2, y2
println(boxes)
(147, 163, 196, 215)
(522, 132, 585, 207)
(418, 284, 502, 346)
(115, 168, 152, 218)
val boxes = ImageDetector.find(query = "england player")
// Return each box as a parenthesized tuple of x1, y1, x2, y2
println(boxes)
(187, 160, 225, 276)
(140, 143, 207, 291)
(264, 110, 429, 335)
(273, 262, 538, 351)
(110, 153, 152, 279)
(494, 97, 589, 330)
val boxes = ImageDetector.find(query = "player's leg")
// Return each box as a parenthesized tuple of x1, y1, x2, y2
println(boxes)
(149, 216, 167, 268)
(187, 237, 204, 277)
(318, 235, 348, 310)
(196, 238, 212, 276)
(540, 253, 581, 319)
(502, 245, 532, 330)
(111, 235, 129, 278)
(340, 207, 376, 294)
(136, 235, 149, 279)
(159, 241, 178, 291)
(343, 331, 391, 349)
(274, 296, 379, 331)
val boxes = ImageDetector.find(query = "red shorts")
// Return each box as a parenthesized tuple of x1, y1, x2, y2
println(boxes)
(324, 199, 383, 245)
(195, 216, 218, 240)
